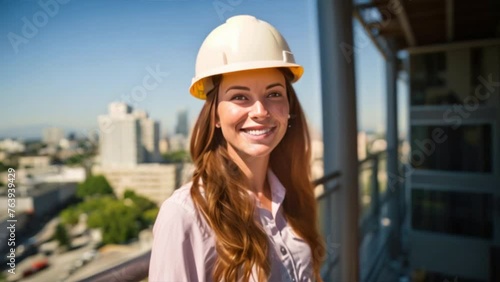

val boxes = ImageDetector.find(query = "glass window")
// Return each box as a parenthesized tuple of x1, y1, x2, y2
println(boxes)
(410, 124, 492, 172)
(421, 270, 486, 282)
(492, 246, 500, 282)
(412, 189, 493, 239)
(410, 52, 448, 105)
(410, 46, 500, 106)
(470, 46, 500, 107)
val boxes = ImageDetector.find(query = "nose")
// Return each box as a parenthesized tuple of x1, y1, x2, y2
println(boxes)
(248, 100, 270, 119)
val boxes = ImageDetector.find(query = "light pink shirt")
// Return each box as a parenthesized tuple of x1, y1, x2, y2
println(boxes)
(149, 170, 314, 282)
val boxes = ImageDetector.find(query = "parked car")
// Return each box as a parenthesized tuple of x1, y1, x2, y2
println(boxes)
(22, 259, 49, 278)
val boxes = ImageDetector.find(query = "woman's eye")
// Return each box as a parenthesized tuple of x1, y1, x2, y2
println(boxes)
(268, 92, 282, 98)
(231, 95, 247, 101)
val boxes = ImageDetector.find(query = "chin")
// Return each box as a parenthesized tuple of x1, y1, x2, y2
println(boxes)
(232, 144, 276, 160)
(243, 150, 273, 159)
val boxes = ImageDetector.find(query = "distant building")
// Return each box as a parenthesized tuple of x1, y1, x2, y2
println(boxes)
(67, 132, 77, 141)
(178, 162, 195, 185)
(0, 151, 7, 162)
(92, 163, 179, 205)
(307, 128, 326, 197)
(175, 109, 189, 137)
(135, 110, 161, 163)
(87, 129, 99, 145)
(358, 131, 367, 160)
(310, 138, 324, 194)
(58, 138, 78, 150)
(98, 102, 160, 167)
(0, 182, 77, 216)
(18, 155, 51, 169)
(370, 139, 387, 154)
(38, 146, 58, 156)
(168, 134, 188, 152)
(0, 138, 25, 153)
(0, 166, 86, 187)
(159, 138, 169, 154)
(0, 181, 77, 260)
(43, 127, 64, 146)
(98, 103, 141, 166)
(30, 166, 86, 184)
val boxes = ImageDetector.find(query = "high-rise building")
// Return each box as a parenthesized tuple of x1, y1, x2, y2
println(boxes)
(135, 110, 161, 163)
(43, 127, 64, 146)
(175, 109, 189, 137)
(95, 103, 176, 204)
(98, 102, 160, 167)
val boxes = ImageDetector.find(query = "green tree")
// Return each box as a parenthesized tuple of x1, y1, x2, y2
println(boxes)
(83, 196, 115, 212)
(60, 207, 80, 226)
(124, 190, 157, 211)
(162, 150, 190, 163)
(59, 187, 160, 246)
(54, 223, 71, 248)
(77, 175, 114, 199)
(0, 161, 8, 172)
(60, 196, 116, 225)
(123, 190, 158, 228)
(142, 207, 160, 226)
(65, 154, 86, 166)
(87, 200, 141, 244)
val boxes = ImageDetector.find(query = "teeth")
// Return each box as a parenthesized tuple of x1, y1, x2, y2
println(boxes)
(245, 128, 272, 136)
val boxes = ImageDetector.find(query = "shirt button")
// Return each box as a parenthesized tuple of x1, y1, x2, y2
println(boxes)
(289, 269, 295, 281)
(280, 246, 287, 255)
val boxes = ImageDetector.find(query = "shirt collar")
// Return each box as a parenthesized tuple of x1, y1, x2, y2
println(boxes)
(267, 169, 286, 218)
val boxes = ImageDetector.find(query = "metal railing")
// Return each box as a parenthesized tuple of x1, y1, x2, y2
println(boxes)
(316, 151, 406, 282)
(79, 251, 150, 282)
(315, 170, 342, 279)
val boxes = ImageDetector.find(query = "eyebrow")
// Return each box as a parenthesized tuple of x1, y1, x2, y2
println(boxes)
(266, 83, 285, 90)
(224, 83, 285, 94)
(225, 86, 250, 93)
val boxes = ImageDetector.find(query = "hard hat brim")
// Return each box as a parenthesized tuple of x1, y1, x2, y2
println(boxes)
(189, 61, 303, 100)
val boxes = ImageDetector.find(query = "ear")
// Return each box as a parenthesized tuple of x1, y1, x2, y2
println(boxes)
(214, 112, 221, 128)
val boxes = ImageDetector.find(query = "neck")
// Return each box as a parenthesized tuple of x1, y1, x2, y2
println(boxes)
(227, 148, 269, 194)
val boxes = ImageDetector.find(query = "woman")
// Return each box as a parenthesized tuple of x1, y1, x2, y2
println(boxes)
(149, 15, 325, 282)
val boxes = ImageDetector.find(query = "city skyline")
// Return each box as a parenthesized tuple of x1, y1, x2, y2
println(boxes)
(0, 0, 391, 140)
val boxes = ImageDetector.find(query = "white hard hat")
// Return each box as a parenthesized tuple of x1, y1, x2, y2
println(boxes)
(190, 15, 304, 99)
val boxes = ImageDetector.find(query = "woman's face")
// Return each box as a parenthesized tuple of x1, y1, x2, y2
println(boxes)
(217, 68, 289, 161)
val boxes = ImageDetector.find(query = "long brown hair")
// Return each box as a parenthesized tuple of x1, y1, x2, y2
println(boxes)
(190, 69, 325, 281)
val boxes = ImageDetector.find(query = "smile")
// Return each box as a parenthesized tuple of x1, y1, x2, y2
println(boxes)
(241, 127, 276, 136)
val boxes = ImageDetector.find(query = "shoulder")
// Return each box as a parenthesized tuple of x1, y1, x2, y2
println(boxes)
(163, 181, 197, 215)
(149, 184, 215, 281)
(153, 182, 211, 238)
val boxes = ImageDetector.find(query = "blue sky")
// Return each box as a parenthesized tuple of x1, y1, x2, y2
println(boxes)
(0, 0, 389, 139)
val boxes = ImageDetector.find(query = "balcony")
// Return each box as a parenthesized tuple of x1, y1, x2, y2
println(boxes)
(46, 0, 500, 280)
(78, 150, 406, 282)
